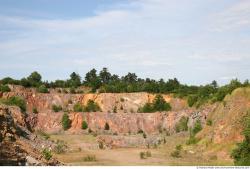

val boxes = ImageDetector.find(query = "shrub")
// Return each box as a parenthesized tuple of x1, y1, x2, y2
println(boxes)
(54, 140, 67, 154)
(62, 113, 71, 130)
(176, 144, 182, 151)
(113, 105, 117, 113)
(175, 116, 189, 132)
(192, 120, 202, 135)
(171, 150, 181, 158)
(140, 152, 146, 159)
(104, 122, 110, 130)
(84, 100, 101, 112)
(88, 128, 93, 133)
(120, 98, 125, 102)
(37, 130, 50, 140)
(33, 107, 38, 114)
(138, 95, 171, 113)
(137, 129, 144, 134)
(206, 119, 212, 126)
(231, 111, 250, 165)
(73, 103, 84, 112)
(37, 85, 49, 93)
(187, 95, 198, 107)
(82, 120, 88, 130)
(52, 104, 62, 112)
(0, 96, 26, 112)
(186, 136, 199, 145)
(99, 142, 104, 149)
(42, 148, 52, 161)
(83, 155, 97, 162)
(143, 133, 147, 139)
(0, 85, 10, 92)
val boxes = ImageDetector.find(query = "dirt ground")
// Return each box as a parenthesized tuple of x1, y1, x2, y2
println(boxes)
(49, 133, 233, 166)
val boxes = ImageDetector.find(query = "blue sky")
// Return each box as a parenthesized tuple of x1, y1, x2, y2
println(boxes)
(0, 0, 249, 85)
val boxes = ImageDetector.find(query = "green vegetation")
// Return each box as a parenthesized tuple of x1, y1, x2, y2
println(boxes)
(138, 94, 171, 112)
(104, 122, 110, 130)
(84, 100, 101, 112)
(0, 85, 10, 92)
(206, 119, 213, 126)
(0, 96, 26, 112)
(140, 151, 152, 159)
(37, 84, 49, 93)
(32, 107, 38, 114)
(170, 144, 182, 158)
(83, 155, 97, 162)
(42, 148, 52, 161)
(73, 103, 84, 112)
(62, 113, 71, 130)
(54, 140, 67, 154)
(175, 116, 189, 132)
(82, 120, 88, 130)
(231, 111, 250, 166)
(52, 104, 62, 112)
(36, 130, 50, 140)
(192, 120, 202, 135)
(73, 100, 101, 112)
(1, 68, 249, 107)
(186, 120, 202, 145)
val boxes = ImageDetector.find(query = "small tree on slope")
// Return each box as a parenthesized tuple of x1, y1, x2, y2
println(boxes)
(231, 111, 250, 166)
(62, 113, 71, 130)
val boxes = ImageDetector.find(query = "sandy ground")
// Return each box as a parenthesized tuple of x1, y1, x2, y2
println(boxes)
(49, 133, 232, 166)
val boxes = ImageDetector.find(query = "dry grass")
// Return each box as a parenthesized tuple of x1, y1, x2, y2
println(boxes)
(49, 133, 232, 166)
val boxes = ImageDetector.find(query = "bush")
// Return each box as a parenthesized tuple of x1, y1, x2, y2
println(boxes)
(37, 85, 49, 93)
(171, 150, 181, 158)
(187, 95, 198, 107)
(82, 120, 88, 130)
(104, 122, 110, 130)
(206, 119, 212, 126)
(143, 133, 147, 139)
(52, 104, 62, 112)
(137, 129, 144, 134)
(0, 96, 26, 112)
(192, 120, 202, 135)
(120, 98, 125, 102)
(140, 152, 146, 159)
(231, 111, 250, 165)
(0, 85, 10, 92)
(73, 103, 84, 112)
(42, 148, 52, 161)
(84, 100, 101, 112)
(186, 136, 199, 145)
(83, 155, 97, 162)
(54, 140, 67, 154)
(138, 95, 171, 113)
(113, 106, 117, 113)
(33, 107, 38, 114)
(176, 144, 182, 151)
(62, 113, 71, 130)
(175, 116, 189, 132)
(37, 130, 50, 140)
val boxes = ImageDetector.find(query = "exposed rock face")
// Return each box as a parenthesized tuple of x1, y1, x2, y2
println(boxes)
(35, 108, 211, 135)
(97, 135, 163, 149)
(4, 85, 188, 114)
(0, 104, 60, 166)
(198, 88, 250, 144)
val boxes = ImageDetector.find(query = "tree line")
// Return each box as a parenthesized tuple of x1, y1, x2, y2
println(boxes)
(0, 67, 249, 107)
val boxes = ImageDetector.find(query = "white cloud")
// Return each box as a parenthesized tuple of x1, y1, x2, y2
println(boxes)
(0, 0, 249, 84)
(209, 0, 250, 31)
